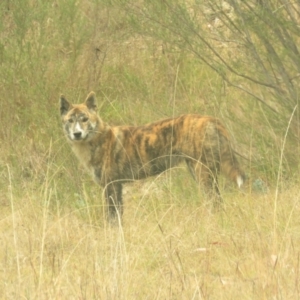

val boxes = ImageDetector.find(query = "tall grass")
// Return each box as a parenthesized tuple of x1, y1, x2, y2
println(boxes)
(2, 169, 300, 298)
(0, 0, 300, 298)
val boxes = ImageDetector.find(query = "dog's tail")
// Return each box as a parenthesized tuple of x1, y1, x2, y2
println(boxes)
(221, 148, 246, 188)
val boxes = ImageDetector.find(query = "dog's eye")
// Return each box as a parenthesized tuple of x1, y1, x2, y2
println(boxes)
(68, 119, 74, 123)
(82, 117, 88, 122)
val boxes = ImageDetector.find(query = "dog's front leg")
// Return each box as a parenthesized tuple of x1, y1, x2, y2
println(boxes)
(105, 182, 123, 223)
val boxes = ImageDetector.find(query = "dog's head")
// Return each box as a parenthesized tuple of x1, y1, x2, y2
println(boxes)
(59, 91, 99, 142)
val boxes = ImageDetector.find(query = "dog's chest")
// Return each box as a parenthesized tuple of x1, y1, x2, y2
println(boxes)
(72, 143, 94, 172)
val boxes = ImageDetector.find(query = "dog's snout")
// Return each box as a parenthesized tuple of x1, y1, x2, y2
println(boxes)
(74, 132, 82, 139)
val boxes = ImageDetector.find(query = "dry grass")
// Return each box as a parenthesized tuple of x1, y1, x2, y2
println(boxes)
(1, 1, 300, 299)
(1, 161, 300, 299)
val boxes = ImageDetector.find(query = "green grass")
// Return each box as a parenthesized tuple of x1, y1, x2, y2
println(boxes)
(1, 0, 300, 298)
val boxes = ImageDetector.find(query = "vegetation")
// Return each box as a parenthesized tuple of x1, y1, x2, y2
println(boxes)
(0, 0, 300, 298)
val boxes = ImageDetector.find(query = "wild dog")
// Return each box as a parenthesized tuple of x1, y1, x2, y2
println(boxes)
(59, 92, 245, 222)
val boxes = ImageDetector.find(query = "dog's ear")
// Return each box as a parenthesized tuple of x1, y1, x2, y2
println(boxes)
(85, 91, 97, 111)
(59, 95, 72, 116)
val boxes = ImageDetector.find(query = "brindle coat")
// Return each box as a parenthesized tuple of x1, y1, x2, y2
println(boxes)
(60, 92, 245, 222)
